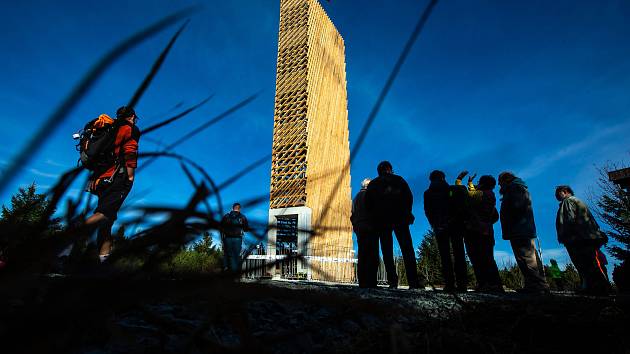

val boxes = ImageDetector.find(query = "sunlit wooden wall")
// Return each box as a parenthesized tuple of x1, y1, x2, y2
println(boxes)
(270, 0, 353, 282)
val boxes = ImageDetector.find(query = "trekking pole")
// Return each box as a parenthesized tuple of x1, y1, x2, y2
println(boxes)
(536, 238, 546, 277)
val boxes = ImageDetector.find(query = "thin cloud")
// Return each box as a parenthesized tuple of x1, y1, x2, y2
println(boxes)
(520, 121, 630, 179)
(29, 168, 60, 179)
(45, 159, 69, 168)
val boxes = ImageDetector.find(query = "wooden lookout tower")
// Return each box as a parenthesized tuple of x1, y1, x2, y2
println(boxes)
(266, 0, 354, 282)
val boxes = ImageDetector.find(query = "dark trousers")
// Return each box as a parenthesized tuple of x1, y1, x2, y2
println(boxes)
(223, 236, 242, 273)
(356, 230, 379, 288)
(565, 241, 610, 293)
(510, 238, 549, 290)
(465, 231, 502, 289)
(435, 227, 468, 289)
(379, 225, 420, 288)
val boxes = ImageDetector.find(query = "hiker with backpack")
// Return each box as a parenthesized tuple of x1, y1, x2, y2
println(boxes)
(498, 172, 549, 294)
(424, 170, 468, 292)
(220, 203, 250, 273)
(79, 106, 140, 263)
(456, 171, 503, 293)
(366, 161, 422, 289)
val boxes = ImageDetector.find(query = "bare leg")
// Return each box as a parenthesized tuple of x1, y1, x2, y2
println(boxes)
(85, 212, 113, 257)
(97, 222, 113, 256)
(85, 212, 107, 227)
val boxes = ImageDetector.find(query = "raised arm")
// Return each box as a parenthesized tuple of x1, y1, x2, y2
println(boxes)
(455, 171, 483, 203)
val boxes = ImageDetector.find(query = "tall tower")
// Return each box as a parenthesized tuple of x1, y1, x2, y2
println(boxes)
(267, 0, 353, 282)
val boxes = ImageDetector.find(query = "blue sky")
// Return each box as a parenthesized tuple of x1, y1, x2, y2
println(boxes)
(1, 0, 629, 269)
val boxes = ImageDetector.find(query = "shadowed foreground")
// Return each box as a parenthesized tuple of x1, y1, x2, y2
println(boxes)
(1, 278, 628, 354)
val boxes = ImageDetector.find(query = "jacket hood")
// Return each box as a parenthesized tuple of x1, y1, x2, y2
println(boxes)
(500, 177, 528, 195)
(512, 177, 528, 188)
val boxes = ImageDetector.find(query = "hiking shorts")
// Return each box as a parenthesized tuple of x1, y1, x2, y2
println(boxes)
(94, 175, 133, 221)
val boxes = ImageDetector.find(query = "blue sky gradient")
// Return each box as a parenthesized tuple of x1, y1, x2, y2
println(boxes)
(1, 0, 629, 268)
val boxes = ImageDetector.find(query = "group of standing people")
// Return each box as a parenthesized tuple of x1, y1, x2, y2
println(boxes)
(352, 161, 611, 295)
(424, 170, 548, 294)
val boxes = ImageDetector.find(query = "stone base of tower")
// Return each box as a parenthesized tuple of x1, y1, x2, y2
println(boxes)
(267, 207, 356, 283)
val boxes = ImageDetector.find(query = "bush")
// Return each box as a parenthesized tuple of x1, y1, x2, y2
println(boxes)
(560, 263, 581, 291)
(160, 249, 222, 276)
(110, 233, 223, 277)
(0, 184, 61, 247)
(499, 263, 523, 290)
(111, 254, 145, 273)
(545, 261, 581, 291)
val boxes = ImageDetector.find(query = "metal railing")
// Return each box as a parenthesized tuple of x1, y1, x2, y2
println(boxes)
(241, 245, 399, 285)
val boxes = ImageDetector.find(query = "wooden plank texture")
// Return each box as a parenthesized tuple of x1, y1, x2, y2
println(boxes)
(269, 0, 353, 282)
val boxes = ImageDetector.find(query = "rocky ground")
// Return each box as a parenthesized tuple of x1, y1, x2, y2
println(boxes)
(1, 277, 629, 353)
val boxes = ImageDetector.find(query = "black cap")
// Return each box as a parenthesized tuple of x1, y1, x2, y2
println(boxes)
(116, 106, 137, 119)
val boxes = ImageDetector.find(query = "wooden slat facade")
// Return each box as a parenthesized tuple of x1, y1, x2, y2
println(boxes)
(269, 0, 354, 282)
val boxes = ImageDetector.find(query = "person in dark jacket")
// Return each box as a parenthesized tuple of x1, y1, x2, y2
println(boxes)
(366, 161, 422, 289)
(221, 203, 250, 273)
(352, 178, 378, 288)
(498, 172, 549, 294)
(456, 172, 503, 292)
(424, 170, 467, 291)
(555, 185, 610, 295)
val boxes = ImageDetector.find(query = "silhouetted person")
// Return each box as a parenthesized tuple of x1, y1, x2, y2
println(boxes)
(352, 178, 378, 288)
(424, 170, 467, 291)
(366, 161, 421, 289)
(498, 172, 549, 294)
(83, 106, 139, 263)
(548, 259, 564, 291)
(457, 172, 503, 292)
(555, 185, 610, 295)
(221, 203, 250, 273)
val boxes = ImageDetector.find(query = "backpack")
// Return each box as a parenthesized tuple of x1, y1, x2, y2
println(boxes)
(221, 212, 244, 237)
(76, 114, 120, 173)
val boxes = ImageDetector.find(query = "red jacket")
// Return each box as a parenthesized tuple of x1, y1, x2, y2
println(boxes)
(98, 121, 140, 180)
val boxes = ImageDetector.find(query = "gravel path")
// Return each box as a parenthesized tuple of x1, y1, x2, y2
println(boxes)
(1, 277, 628, 353)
